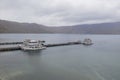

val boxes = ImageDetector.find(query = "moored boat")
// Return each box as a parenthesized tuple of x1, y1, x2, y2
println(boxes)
(19, 39, 46, 51)
(83, 38, 93, 45)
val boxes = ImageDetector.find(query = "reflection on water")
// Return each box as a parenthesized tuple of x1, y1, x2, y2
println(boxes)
(0, 34, 120, 80)
(23, 50, 42, 55)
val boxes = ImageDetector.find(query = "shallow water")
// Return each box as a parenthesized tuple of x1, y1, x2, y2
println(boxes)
(0, 34, 120, 80)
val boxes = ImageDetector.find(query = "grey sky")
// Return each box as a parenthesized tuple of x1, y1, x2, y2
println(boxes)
(0, 0, 120, 26)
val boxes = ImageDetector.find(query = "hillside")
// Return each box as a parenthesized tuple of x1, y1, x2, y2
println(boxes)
(0, 20, 52, 33)
(0, 19, 120, 34)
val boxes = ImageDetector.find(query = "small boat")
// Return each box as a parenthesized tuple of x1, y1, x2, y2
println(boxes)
(83, 38, 93, 45)
(19, 39, 46, 51)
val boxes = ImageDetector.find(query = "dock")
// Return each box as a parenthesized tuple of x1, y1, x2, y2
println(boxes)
(0, 42, 23, 45)
(45, 41, 81, 47)
(0, 40, 92, 52)
(0, 41, 81, 51)
(0, 46, 21, 51)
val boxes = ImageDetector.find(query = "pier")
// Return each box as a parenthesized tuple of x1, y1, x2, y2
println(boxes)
(45, 41, 81, 47)
(0, 42, 23, 45)
(0, 46, 21, 51)
(0, 40, 92, 52)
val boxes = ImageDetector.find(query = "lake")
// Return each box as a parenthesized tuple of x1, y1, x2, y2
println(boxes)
(0, 34, 120, 80)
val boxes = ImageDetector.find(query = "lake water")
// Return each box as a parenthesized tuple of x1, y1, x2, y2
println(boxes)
(0, 34, 120, 80)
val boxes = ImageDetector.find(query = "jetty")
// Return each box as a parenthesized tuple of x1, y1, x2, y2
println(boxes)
(0, 42, 23, 45)
(0, 46, 20, 51)
(45, 41, 81, 47)
(0, 39, 92, 52)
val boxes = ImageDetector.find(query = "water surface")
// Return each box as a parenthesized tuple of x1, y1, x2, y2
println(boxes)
(0, 34, 120, 80)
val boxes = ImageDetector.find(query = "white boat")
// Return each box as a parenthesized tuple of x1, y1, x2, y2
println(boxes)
(19, 39, 46, 51)
(83, 38, 92, 45)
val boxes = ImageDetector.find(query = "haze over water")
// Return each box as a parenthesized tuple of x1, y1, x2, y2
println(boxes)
(0, 34, 120, 80)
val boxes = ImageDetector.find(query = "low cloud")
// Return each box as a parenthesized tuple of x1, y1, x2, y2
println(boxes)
(0, 0, 120, 26)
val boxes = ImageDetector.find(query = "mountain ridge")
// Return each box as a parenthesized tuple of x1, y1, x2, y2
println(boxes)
(0, 19, 120, 34)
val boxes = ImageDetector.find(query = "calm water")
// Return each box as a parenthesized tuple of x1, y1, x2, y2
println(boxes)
(0, 34, 120, 80)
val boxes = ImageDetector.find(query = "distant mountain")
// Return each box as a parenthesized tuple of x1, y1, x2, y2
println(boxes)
(70, 23, 120, 34)
(0, 19, 120, 34)
(0, 20, 53, 33)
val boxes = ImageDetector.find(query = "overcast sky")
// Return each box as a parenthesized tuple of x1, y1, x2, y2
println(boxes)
(0, 0, 120, 26)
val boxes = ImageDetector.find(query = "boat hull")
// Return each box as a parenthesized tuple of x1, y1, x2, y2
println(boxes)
(19, 45, 46, 51)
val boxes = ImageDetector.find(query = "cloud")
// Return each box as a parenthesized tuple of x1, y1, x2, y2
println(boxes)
(0, 0, 120, 26)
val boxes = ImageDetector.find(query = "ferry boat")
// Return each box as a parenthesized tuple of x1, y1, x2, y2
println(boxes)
(19, 39, 46, 51)
(83, 38, 92, 45)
